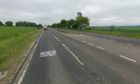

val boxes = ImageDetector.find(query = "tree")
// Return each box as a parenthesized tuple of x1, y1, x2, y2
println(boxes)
(5, 21, 13, 26)
(37, 24, 43, 28)
(76, 12, 89, 30)
(110, 25, 115, 31)
(49, 12, 90, 30)
(16, 21, 38, 27)
(60, 19, 67, 28)
(67, 19, 76, 29)
(0, 21, 4, 26)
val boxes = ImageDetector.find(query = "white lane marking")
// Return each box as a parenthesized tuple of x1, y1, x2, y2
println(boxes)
(87, 43, 96, 46)
(62, 43, 84, 65)
(54, 36, 60, 42)
(82, 40, 87, 43)
(96, 46, 106, 50)
(119, 55, 136, 63)
(18, 61, 30, 84)
(40, 50, 56, 57)
(87, 43, 105, 50)
(18, 33, 42, 84)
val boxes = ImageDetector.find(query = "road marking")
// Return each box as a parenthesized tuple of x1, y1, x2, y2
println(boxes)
(87, 43, 105, 50)
(62, 43, 84, 65)
(96, 46, 106, 50)
(18, 33, 42, 84)
(18, 61, 30, 84)
(87, 43, 96, 46)
(82, 40, 87, 43)
(119, 55, 136, 63)
(54, 36, 60, 42)
(40, 50, 56, 57)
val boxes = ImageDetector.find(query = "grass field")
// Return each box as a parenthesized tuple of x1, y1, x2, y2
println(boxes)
(82, 26, 140, 38)
(0, 26, 41, 71)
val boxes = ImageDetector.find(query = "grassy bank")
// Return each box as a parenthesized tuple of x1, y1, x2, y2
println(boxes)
(82, 26, 140, 39)
(0, 26, 41, 71)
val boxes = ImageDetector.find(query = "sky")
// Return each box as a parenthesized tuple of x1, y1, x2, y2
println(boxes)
(0, 0, 140, 26)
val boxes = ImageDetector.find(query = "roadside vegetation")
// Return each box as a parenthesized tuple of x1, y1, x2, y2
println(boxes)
(0, 26, 41, 71)
(0, 26, 41, 83)
(0, 20, 42, 83)
(48, 12, 90, 30)
(49, 12, 140, 39)
(81, 26, 140, 38)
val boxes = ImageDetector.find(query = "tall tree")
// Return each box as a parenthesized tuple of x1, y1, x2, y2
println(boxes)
(5, 21, 13, 26)
(60, 19, 67, 28)
(67, 19, 76, 29)
(76, 12, 89, 29)
(0, 21, 4, 26)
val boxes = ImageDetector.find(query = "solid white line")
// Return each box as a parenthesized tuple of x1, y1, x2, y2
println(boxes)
(54, 36, 60, 42)
(119, 55, 136, 63)
(18, 33, 42, 84)
(18, 62, 30, 84)
(62, 43, 84, 65)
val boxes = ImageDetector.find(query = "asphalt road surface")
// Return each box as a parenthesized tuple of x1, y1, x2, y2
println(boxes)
(21, 29, 140, 84)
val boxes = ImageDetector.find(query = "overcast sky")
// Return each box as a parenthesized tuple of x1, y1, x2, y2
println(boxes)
(0, 0, 140, 26)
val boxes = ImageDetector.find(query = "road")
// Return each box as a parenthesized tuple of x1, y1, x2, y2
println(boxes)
(21, 29, 140, 84)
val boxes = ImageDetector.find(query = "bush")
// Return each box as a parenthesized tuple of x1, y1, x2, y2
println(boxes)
(5, 21, 13, 26)
(0, 21, 4, 26)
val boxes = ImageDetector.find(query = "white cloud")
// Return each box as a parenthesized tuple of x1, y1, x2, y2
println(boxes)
(81, 5, 103, 15)
(0, 0, 140, 25)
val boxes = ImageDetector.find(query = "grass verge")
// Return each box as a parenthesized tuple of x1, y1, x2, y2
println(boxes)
(81, 26, 140, 39)
(0, 26, 41, 83)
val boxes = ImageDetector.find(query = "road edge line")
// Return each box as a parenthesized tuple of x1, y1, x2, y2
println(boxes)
(119, 55, 136, 63)
(11, 31, 43, 84)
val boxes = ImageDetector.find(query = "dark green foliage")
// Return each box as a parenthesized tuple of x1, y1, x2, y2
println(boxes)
(67, 19, 76, 29)
(60, 19, 67, 28)
(0, 21, 4, 26)
(76, 12, 89, 29)
(16, 21, 38, 27)
(37, 24, 43, 28)
(49, 12, 90, 29)
(110, 25, 115, 31)
(5, 21, 13, 26)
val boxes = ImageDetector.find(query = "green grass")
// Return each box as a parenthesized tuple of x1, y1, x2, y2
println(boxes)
(82, 26, 140, 38)
(0, 26, 41, 70)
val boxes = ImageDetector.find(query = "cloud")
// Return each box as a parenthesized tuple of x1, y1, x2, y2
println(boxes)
(0, 0, 140, 26)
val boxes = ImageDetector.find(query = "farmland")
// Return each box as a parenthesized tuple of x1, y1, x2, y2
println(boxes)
(0, 26, 41, 71)
(82, 26, 140, 38)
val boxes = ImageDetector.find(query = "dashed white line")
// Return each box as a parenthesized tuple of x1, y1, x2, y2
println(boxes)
(119, 55, 136, 63)
(96, 46, 106, 50)
(87, 43, 105, 50)
(62, 43, 84, 65)
(82, 40, 87, 43)
(54, 36, 60, 42)
(87, 43, 96, 46)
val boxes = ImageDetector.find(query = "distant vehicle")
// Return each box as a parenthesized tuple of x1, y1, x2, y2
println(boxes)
(44, 27, 48, 30)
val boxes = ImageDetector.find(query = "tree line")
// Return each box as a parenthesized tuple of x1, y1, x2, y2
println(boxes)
(0, 21, 42, 28)
(49, 12, 90, 30)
